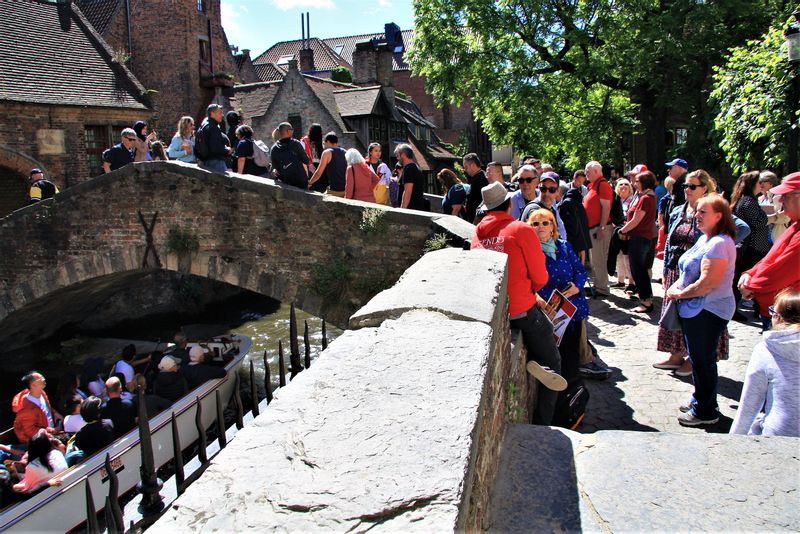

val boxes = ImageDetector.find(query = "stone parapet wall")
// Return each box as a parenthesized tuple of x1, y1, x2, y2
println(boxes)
(153, 248, 533, 532)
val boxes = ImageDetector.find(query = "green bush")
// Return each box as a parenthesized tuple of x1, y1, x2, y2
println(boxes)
(165, 226, 199, 255)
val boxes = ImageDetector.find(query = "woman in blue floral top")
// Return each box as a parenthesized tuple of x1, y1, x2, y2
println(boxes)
(528, 208, 589, 382)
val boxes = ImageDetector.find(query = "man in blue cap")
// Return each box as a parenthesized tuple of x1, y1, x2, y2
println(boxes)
(665, 158, 688, 215)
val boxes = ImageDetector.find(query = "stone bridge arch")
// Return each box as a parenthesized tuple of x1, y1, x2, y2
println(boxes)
(0, 161, 472, 350)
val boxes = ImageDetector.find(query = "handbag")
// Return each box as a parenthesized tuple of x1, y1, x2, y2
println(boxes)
(659, 300, 682, 331)
(373, 183, 390, 205)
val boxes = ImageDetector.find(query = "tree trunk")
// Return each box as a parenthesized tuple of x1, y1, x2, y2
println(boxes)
(635, 87, 667, 175)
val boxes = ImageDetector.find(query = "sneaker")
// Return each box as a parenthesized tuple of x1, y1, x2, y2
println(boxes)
(526, 361, 568, 391)
(679, 400, 693, 413)
(677, 411, 718, 426)
(579, 361, 612, 380)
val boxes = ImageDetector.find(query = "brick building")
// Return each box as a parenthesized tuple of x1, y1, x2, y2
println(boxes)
(76, 0, 238, 133)
(243, 22, 492, 164)
(0, 0, 150, 217)
(233, 41, 459, 194)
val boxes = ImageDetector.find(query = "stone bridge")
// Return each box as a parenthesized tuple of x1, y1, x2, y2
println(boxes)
(0, 161, 472, 350)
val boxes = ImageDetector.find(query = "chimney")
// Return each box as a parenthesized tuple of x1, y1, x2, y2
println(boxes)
(384, 23, 401, 50)
(299, 48, 314, 72)
(352, 41, 393, 87)
(287, 59, 299, 72)
(241, 49, 250, 58)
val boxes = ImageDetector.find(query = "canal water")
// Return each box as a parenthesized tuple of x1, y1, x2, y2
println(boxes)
(0, 293, 340, 430)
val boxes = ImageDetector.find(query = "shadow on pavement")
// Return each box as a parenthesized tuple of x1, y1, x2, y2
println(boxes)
(579, 368, 659, 433)
(487, 425, 584, 532)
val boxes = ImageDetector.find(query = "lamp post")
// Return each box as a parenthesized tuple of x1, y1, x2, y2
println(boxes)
(784, 11, 800, 172)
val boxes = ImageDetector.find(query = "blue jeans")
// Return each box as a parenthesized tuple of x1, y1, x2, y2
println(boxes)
(202, 158, 228, 174)
(681, 310, 727, 419)
(628, 236, 653, 300)
(510, 306, 562, 425)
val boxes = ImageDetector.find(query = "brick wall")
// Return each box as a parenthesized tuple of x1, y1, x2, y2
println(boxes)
(0, 161, 469, 348)
(0, 102, 146, 215)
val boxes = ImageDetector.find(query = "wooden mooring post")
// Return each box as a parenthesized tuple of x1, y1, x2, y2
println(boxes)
(249, 360, 260, 416)
(289, 303, 302, 378)
(215, 390, 227, 449)
(171, 412, 185, 491)
(104, 453, 124, 533)
(304, 320, 311, 369)
(278, 340, 287, 387)
(84, 479, 99, 534)
(263, 351, 273, 403)
(136, 387, 164, 515)
(194, 397, 208, 464)
(321, 319, 328, 350)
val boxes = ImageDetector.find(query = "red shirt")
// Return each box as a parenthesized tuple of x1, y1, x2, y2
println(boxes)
(471, 211, 549, 316)
(584, 179, 613, 227)
(626, 192, 657, 239)
(746, 220, 800, 314)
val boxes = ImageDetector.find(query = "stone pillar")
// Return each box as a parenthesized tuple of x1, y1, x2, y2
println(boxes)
(352, 42, 377, 85)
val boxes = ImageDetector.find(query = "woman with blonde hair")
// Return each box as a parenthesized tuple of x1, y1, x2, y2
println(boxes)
(167, 116, 196, 163)
(344, 148, 380, 203)
(730, 289, 800, 436)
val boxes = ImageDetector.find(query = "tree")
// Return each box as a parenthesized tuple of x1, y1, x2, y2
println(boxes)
(710, 25, 791, 173)
(331, 66, 353, 84)
(408, 0, 788, 171)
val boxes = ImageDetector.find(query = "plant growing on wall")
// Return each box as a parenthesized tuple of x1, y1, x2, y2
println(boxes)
(165, 226, 199, 255)
(310, 256, 351, 303)
(423, 233, 449, 253)
(331, 66, 353, 84)
(359, 208, 389, 236)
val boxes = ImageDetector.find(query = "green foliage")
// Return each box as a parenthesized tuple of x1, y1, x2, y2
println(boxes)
(165, 226, 199, 255)
(359, 208, 389, 236)
(710, 24, 792, 172)
(423, 233, 449, 252)
(331, 66, 353, 84)
(310, 257, 351, 302)
(352, 273, 395, 295)
(409, 0, 787, 168)
(505, 382, 525, 423)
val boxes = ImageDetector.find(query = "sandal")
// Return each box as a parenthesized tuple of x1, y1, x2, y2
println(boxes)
(633, 302, 653, 313)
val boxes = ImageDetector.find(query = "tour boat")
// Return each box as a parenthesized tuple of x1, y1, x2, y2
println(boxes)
(0, 335, 252, 533)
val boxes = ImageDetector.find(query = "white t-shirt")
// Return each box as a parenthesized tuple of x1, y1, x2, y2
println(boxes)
(113, 360, 135, 385)
(26, 393, 54, 427)
(15, 450, 68, 493)
(63, 414, 86, 433)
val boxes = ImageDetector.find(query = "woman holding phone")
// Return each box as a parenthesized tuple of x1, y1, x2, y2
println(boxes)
(528, 208, 590, 382)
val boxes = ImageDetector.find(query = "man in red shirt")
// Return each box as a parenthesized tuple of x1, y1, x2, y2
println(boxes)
(471, 182, 566, 425)
(583, 161, 614, 295)
(739, 172, 800, 328)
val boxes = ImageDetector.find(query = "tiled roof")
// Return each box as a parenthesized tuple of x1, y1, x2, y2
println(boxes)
(396, 97, 437, 129)
(303, 76, 353, 133)
(333, 87, 381, 117)
(75, 0, 123, 35)
(0, 0, 148, 109)
(324, 29, 414, 70)
(232, 81, 282, 120)
(252, 38, 349, 72)
(254, 63, 286, 82)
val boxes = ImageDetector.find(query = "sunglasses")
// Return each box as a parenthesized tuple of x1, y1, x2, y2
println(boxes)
(539, 186, 558, 193)
(519, 177, 537, 184)
(768, 305, 779, 318)
(124, 137, 136, 141)
(531, 220, 551, 227)
(683, 183, 703, 190)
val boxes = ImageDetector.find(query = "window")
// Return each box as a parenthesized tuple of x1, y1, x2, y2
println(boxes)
(368, 117, 388, 144)
(197, 0, 206, 13)
(334, 45, 344, 56)
(85, 126, 108, 176)
(199, 39, 210, 63)
(675, 128, 688, 145)
(288, 114, 303, 138)
(276, 54, 294, 65)
(390, 121, 406, 141)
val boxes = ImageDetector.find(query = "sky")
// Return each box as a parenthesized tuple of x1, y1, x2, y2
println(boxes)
(221, 0, 416, 56)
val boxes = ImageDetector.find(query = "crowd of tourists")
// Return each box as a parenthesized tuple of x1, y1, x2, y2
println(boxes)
(470, 156, 799, 435)
(0, 333, 225, 500)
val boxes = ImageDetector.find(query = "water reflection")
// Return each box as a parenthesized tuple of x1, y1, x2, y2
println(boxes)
(231, 303, 341, 394)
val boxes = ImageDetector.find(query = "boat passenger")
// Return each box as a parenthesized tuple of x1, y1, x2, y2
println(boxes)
(128, 374, 171, 418)
(182, 346, 226, 390)
(80, 357, 107, 399)
(71, 397, 114, 465)
(54, 371, 86, 416)
(62, 394, 86, 434)
(167, 332, 191, 366)
(12, 429, 66, 493)
(153, 356, 188, 402)
(112, 344, 151, 386)
(12, 372, 60, 443)
(101, 377, 136, 439)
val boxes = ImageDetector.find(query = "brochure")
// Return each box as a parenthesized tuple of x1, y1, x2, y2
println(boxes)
(543, 290, 577, 346)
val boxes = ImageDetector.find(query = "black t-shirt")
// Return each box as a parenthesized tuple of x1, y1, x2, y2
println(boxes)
(236, 138, 268, 176)
(465, 170, 489, 221)
(399, 162, 426, 211)
(101, 397, 137, 438)
(74, 420, 115, 457)
(102, 144, 134, 171)
(324, 147, 347, 192)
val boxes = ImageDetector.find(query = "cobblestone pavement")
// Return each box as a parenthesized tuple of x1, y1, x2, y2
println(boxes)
(580, 259, 764, 434)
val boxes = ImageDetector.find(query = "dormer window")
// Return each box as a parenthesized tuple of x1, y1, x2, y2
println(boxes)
(276, 54, 294, 65)
(334, 45, 344, 56)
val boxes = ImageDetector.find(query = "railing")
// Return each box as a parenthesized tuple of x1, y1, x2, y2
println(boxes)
(83, 304, 326, 532)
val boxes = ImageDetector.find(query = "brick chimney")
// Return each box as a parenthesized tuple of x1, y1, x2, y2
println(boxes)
(352, 41, 393, 87)
(299, 48, 315, 73)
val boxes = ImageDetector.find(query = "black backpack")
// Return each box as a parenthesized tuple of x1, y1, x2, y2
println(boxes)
(552, 379, 589, 430)
(194, 124, 210, 161)
(610, 190, 625, 226)
(273, 140, 307, 188)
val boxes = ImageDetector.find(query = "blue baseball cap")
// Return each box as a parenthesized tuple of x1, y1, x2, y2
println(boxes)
(665, 158, 688, 169)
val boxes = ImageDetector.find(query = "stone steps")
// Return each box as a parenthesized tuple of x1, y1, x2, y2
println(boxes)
(487, 425, 800, 532)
